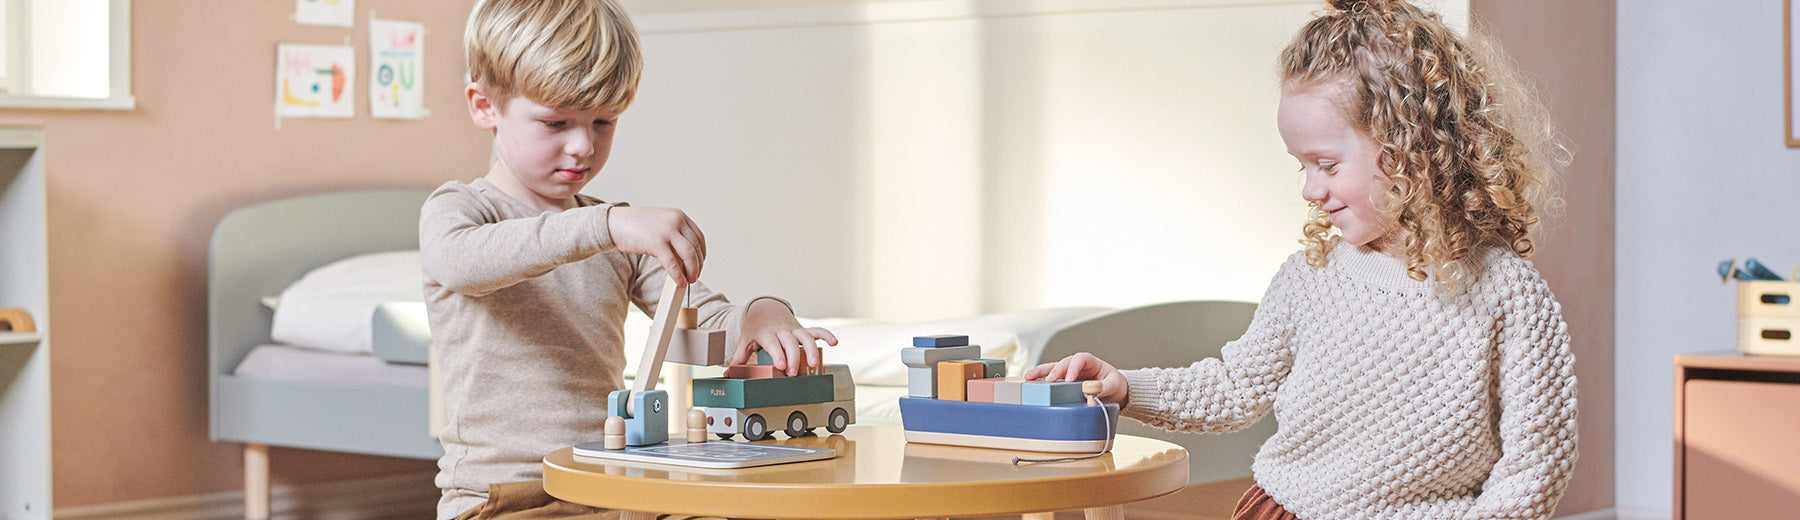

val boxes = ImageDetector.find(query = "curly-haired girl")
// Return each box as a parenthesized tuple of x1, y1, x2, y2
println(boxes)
(1025, 1, 1578, 518)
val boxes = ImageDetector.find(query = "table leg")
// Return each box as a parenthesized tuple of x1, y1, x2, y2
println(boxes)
(1022, 513, 1057, 520)
(1082, 505, 1123, 520)
(619, 511, 657, 520)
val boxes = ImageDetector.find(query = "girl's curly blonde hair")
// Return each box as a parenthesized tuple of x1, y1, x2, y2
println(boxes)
(1280, 0, 1566, 289)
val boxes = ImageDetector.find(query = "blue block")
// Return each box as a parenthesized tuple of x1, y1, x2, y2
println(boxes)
(1021, 381, 1085, 406)
(607, 389, 669, 446)
(908, 367, 936, 398)
(913, 334, 970, 347)
(976, 358, 1006, 379)
(755, 349, 773, 365)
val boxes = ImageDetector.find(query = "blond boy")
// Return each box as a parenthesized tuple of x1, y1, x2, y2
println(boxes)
(425, 1, 836, 518)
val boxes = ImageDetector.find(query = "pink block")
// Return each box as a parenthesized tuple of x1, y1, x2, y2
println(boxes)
(965, 377, 1003, 403)
(723, 364, 784, 379)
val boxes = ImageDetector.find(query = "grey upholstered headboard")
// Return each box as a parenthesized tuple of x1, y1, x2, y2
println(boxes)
(206, 189, 431, 385)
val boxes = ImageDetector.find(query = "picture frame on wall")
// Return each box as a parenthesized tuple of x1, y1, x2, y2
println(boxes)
(1789, 0, 1800, 146)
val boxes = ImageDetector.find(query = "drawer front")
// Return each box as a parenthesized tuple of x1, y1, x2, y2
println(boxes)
(1683, 379, 1800, 519)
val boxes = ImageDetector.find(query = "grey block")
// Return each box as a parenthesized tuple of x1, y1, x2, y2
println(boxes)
(993, 380, 1023, 404)
(900, 345, 980, 368)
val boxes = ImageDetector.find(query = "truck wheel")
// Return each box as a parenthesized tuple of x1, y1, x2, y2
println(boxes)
(827, 408, 850, 433)
(785, 411, 809, 438)
(715, 433, 734, 441)
(744, 414, 769, 441)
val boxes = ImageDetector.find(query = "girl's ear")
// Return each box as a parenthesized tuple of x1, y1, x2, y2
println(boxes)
(466, 83, 500, 131)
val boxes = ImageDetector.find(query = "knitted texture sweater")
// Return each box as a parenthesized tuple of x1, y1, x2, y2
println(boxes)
(1121, 242, 1578, 520)
(421, 179, 753, 519)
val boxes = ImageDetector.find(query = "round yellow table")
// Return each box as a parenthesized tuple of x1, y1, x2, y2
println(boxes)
(543, 424, 1189, 520)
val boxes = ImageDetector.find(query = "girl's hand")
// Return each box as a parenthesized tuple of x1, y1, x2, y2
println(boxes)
(608, 206, 706, 285)
(731, 298, 839, 376)
(1024, 352, 1130, 405)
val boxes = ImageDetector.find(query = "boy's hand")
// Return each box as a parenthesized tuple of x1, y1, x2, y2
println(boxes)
(731, 298, 839, 376)
(1024, 352, 1130, 405)
(608, 207, 706, 285)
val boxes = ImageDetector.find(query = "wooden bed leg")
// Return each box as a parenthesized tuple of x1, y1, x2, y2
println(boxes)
(245, 443, 270, 520)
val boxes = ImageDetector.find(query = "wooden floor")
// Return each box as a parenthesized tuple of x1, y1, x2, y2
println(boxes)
(965, 477, 1253, 520)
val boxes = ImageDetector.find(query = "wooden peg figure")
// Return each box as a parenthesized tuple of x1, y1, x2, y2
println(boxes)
(677, 307, 698, 329)
(603, 415, 627, 450)
(687, 409, 708, 443)
(1082, 380, 1103, 407)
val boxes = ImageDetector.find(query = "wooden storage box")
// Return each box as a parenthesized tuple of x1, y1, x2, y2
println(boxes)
(1737, 281, 1800, 355)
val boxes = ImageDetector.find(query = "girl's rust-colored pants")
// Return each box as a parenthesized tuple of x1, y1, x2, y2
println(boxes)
(1233, 483, 1301, 520)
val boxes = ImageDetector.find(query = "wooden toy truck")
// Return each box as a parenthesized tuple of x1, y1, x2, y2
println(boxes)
(694, 363, 857, 441)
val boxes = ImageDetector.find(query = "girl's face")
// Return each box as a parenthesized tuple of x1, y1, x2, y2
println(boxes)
(1276, 84, 1400, 254)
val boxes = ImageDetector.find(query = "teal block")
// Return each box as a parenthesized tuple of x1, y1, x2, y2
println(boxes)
(900, 345, 979, 368)
(692, 374, 834, 409)
(755, 350, 773, 365)
(1021, 381, 1085, 406)
(976, 359, 1006, 379)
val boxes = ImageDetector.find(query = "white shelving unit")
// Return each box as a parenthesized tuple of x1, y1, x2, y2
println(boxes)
(0, 123, 48, 520)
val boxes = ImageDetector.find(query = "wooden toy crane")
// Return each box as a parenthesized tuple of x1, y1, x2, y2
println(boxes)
(605, 275, 726, 446)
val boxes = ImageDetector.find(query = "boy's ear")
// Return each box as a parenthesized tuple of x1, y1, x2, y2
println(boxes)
(466, 83, 499, 131)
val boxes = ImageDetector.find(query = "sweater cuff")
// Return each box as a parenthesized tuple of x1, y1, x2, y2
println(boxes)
(1121, 369, 1166, 416)
(590, 204, 618, 252)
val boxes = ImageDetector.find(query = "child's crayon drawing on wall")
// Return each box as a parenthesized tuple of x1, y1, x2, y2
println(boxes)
(293, 0, 354, 28)
(370, 19, 427, 120)
(275, 44, 355, 119)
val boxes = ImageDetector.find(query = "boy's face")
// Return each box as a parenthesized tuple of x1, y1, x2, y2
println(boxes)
(467, 84, 620, 210)
(1277, 83, 1399, 254)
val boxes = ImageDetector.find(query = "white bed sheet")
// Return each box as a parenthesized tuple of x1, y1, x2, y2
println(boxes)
(232, 344, 428, 389)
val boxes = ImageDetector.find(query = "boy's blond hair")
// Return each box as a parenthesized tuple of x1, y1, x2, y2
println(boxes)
(464, 0, 642, 112)
(1280, 0, 1566, 289)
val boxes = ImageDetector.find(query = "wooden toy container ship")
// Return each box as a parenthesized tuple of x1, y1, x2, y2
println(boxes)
(896, 335, 1120, 453)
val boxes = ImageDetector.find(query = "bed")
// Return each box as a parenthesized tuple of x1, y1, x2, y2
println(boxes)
(208, 189, 1269, 517)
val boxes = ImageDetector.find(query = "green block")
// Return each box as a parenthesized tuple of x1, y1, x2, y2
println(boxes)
(692, 374, 834, 409)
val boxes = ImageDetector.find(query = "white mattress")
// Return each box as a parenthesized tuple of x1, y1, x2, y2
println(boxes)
(232, 344, 428, 388)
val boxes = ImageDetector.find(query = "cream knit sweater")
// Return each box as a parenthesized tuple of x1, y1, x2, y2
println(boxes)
(1121, 242, 1577, 520)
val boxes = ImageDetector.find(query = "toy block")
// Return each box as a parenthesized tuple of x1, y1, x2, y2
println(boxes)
(755, 349, 774, 366)
(677, 307, 698, 329)
(606, 389, 669, 446)
(724, 364, 783, 379)
(936, 360, 985, 401)
(975, 358, 1006, 379)
(992, 379, 1024, 404)
(801, 346, 824, 376)
(1021, 381, 1085, 406)
(913, 334, 970, 347)
(900, 345, 980, 368)
(692, 374, 834, 409)
(666, 328, 726, 366)
(908, 367, 936, 398)
(965, 377, 1003, 403)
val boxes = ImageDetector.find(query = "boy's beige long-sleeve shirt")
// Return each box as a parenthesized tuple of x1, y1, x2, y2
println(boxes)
(421, 179, 749, 519)
(1121, 242, 1578, 520)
